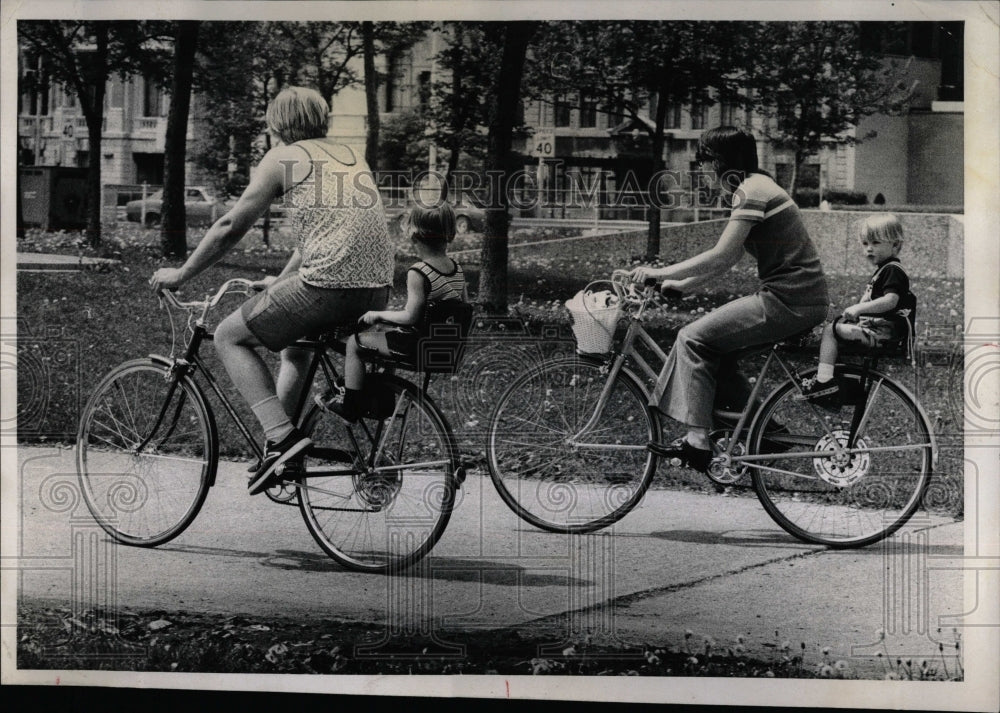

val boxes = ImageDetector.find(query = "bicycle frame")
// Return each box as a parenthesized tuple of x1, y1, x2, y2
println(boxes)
(153, 282, 453, 501)
(568, 277, 937, 475)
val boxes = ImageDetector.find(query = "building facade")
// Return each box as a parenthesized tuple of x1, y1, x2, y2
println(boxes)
(17, 22, 963, 215)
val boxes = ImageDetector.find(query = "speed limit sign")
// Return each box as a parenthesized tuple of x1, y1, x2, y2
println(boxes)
(531, 132, 555, 157)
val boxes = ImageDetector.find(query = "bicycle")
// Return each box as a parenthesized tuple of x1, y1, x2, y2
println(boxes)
(486, 270, 937, 547)
(76, 278, 465, 573)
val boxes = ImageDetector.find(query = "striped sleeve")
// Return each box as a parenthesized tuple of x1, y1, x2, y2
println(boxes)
(731, 174, 795, 223)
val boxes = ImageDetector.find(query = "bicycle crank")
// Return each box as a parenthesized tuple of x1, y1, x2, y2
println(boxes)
(707, 429, 749, 485)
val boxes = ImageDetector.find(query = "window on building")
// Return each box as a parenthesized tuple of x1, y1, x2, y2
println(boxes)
(143, 77, 162, 117)
(109, 76, 124, 108)
(579, 96, 597, 128)
(719, 102, 738, 126)
(607, 100, 626, 128)
(417, 70, 431, 108)
(691, 103, 707, 130)
(384, 53, 397, 112)
(666, 103, 681, 129)
(554, 95, 571, 127)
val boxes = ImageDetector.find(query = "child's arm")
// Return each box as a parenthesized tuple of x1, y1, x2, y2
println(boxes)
(843, 293, 900, 321)
(360, 270, 427, 326)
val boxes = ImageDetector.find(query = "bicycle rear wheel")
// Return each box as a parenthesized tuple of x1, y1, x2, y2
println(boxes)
(747, 365, 933, 548)
(76, 359, 216, 546)
(487, 356, 659, 533)
(297, 375, 458, 573)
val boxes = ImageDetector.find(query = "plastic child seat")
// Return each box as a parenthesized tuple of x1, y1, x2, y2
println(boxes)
(356, 301, 474, 375)
(413, 300, 474, 374)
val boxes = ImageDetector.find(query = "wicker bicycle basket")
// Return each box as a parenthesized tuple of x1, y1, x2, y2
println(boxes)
(565, 287, 622, 354)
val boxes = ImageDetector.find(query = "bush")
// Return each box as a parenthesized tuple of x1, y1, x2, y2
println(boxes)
(830, 204, 963, 214)
(824, 189, 869, 205)
(793, 189, 819, 208)
(795, 188, 870, 208)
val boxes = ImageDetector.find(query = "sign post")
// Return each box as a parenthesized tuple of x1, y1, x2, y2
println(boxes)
(531, 132, 555, 218)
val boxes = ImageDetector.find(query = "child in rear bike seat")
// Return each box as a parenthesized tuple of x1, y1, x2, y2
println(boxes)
(330, 202, 469, 423)
(797, 213, 916, 407)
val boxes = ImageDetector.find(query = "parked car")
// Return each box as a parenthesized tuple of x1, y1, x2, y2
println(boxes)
(384, 198, 486, 236)
(125, 187, 231, 227)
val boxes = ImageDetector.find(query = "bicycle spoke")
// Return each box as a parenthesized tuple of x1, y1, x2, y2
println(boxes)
(298, 377, 456, 573)
(749, 367, 932, 547)
(77, 361, 213, 547)
(488, 358, 657, 533)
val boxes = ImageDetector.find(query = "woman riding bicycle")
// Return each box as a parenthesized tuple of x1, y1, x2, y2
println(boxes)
(630, 126, 830, 473)
(149, 86, 394, 495)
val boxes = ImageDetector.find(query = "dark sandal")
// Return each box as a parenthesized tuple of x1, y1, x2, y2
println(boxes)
(647, 437, 712, 473)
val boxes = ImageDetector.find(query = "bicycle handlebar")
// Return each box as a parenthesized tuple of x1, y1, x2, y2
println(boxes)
(158, 277, 257, 314)
(609, 269, 684, 306)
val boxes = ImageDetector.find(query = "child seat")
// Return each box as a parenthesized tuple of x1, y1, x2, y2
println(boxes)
(358, 300, 475, 375)
(411, 299, 475, 373)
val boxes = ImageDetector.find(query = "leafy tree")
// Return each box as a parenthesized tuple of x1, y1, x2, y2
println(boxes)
(427, 23, 498, 184)
(190, 23, 295, 192)
(271, 22, 366, 103)
(18, 21, 170, 247)
(378, 108, 432, 174)
(742, 21, 916, 194)
(531, 21, 740, 259)
(479, 21, 538, 314)
(363, 22, 430, 172)
(161, 21, 201, 258)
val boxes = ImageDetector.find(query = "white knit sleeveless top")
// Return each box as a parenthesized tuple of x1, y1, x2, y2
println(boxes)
(285, 140, 394, 289)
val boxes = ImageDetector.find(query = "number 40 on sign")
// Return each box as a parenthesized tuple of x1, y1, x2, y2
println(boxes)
(532, 133, 555, 157)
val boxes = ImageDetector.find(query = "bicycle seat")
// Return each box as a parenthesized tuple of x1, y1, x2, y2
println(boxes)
(774, 329, 821, 351)
(293, 325, 357, 354)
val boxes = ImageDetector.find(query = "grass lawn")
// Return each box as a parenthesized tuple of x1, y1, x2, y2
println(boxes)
(15, 223, 965, 512)
(12, 222, 967, 675)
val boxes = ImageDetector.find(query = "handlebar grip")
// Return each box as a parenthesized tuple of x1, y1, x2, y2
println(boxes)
(643, 277, 659, 288)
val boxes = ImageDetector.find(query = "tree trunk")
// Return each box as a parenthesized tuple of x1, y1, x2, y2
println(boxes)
(787, 148, 804, 196)
(479, 22, 535, 315)
(161, 20, 201, 258)
(445, 25, 464, 191)
(82, 24, 109, 248)
(646, 86, 670, 261)
(362, 22, 380, 172)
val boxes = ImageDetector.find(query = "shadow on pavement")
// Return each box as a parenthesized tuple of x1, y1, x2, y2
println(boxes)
(643, 528, 817, 548)
(160, 544, 595, 585)
(643, 528, 963, 557)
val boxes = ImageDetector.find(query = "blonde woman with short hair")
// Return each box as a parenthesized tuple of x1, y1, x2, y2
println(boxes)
(151, 86, 394, 495)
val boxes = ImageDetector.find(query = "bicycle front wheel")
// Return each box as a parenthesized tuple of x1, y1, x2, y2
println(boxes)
(298, 375, 458, 573)
(487, 357, 658, 533)
(747, 365, 933, 548)
(76, 359, 216, 547)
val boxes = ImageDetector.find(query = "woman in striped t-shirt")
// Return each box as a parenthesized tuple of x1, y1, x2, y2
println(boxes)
(331, 202, 468, 422)
(629, 126, 830, 473)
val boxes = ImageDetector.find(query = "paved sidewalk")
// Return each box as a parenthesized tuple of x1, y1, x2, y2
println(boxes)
(16, 252, 120, 271)
(12, 445, 965, 680)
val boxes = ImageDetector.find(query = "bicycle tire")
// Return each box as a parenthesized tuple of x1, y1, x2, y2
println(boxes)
(747, 365, 933, 548)
(297, 374, 458, 573)
(76, 358, 217, 547)
(486, 356, 659, 533)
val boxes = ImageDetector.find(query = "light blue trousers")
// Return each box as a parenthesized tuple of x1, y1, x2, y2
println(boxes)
(651, 291, 828, 429)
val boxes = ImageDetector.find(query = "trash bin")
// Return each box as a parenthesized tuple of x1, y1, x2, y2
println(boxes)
(19, 166, 89, 231)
